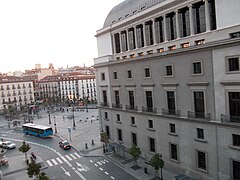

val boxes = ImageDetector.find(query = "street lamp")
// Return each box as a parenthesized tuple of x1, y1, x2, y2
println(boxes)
(54, 116, 57, 134)
(72, 107, 76, 129)
(48, 114, 51, 124)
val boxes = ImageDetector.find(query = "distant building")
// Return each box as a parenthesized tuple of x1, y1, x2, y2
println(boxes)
(94, 0, 240, 179)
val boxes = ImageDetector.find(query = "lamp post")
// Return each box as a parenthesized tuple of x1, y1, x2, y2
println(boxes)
(48, 114, 51, 124)
(72, 107, 76, 129)
(54, 116, 57, 134)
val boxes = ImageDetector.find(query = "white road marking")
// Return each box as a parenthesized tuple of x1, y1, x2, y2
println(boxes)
(56, 157, 63, 164)
(74, 152, 81, 158)
(72, 167, 76, 170)
(60, 156, 67, 162)
(75, 170, 87, 180)
(105, 172, 109, 175)
(94, 164, 98, 167)
(110, 176, 115, 180)
(51, 159, 58, 165)
(89, 160, 93, 163)
(46, 160, 53, 167)
(65, 155, 72, 161)
(99, 167, 103, 171)
(97, 162, 102, 165)
(104, 159, 109, 163)
(101, 160, 106, 164)
(70, 153, 77, 159)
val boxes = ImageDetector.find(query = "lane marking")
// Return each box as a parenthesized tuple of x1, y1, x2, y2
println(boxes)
(56, 157, 63, 164)
(89, 160, 93, 163)
(101, 160, 106, 164)
(70, 153, 77, 159)
(46, 160, 53, 167)
(75, 170, 87, 180)
(97, 162, 102, 165)
(65, 155, 72, 161)
(110, 176, 115, 180)
(94, 164, 98, 167)
(51, 159, 58, 166)
(105, 172, 109, 175)
(74, 152, 81, 158)
(104, 159, 109, 163)
(99, 167, 103, 171)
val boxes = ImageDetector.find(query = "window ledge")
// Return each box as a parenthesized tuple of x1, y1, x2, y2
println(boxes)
(194, 138, 207, 143)
(149, 151, 156, 155)
(147, 128, 155, 132)
(190, 73, 203, 76)
(196, 168, 208, 173)
(229, 145, 240, 151)
(130, 124, 137, 127)
(164, 75, 174, 78)
(226, 71, 240, 74)
(170, 159, 179, 164)
(116, 121, 122, 124)
(168, 132, 178, 137)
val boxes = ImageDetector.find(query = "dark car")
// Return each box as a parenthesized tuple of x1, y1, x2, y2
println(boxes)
(59, 140, 71, 150)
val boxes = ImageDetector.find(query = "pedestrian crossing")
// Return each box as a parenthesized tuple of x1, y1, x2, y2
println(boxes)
(46, 152, 82, 167)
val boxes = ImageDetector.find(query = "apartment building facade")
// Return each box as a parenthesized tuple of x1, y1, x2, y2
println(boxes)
(94, 0, 240, 179)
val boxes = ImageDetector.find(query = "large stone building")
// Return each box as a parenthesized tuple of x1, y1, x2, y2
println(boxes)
(94, 0, 240, 179)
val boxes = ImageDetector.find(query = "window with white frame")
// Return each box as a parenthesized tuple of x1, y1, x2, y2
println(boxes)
(170, 143, 178, 161)
(101, 73, 106, 81)
(196, 150, 207, 171)
(227, 57, 240, 72)
(233, 134, 240, 146)
(144, 67, 151, 78)
(113, 72, 118, 79)
(166, 65, 173, 76)
(149, 137, 155, 152)
(193, 62, 202, 74)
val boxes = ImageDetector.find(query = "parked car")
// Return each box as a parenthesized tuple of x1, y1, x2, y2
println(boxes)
(59, 140, 71, 150)
(0, 141, 16, 149)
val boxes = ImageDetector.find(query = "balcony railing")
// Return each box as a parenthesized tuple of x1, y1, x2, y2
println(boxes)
(112, 103, 122, 109)
(221, 114, 240, 123)
(162, 108, 181, 117)
(100, 102, 109, 107)
(142, 106, 157, 113)
(187, 111, 211, 120)
(125, 105, 138, 111)
(1, 94, 5, 97)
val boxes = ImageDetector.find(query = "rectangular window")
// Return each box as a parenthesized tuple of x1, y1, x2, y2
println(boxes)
(145, 21, 154, 46)
(233, 134, 240, 146)
(104, 112, 108, 119)
(121, 31, 128, 52)
(132, 133, 137, 146)
(101, 73, 105, 81)
(131, 117, 135, 125)
(229, 92, 240, 122)
(170, 123, 176, 133)
(115, 91, 120, 105)
(105, 126, 110, 139)
(197, 150, 207, 170)
(197, 128, 204, 139)
(127, 70, 132, 79)
(113, 72, 118, 79)
(146, 91, 153, 110)
(114, 33, 121, 53)
(116, 114, 120, 122)
(102, 90, 107, 104)
(136, 24, 144, 48)
(149, 138, 155, 152)
(233, 160, 240, 180)
(230, 32, 240, 39)
(170, 144, 178, 161)
(193, 62, 202, 74)
(166, 65, 173, 76)
(167, 91, 176, 114)
(118, 129, 122, 141)
(193, 1, 206, 34)
(148, 119, 153, 129)
(166, 12, 176, 40)
(194, 91, 205, 118)
(179, 7, 190, 37)
(128, 28, 136, 50)
(129, 91, 135, 108)
(155, 17, 164, 43)
(144, 68, 151, 78)
(228, 57, 239, 71)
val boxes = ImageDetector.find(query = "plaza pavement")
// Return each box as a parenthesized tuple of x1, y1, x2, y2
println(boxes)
(0, 108, 176, 180)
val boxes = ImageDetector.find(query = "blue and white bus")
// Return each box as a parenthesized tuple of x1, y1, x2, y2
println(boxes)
(22, 123, 53, 138)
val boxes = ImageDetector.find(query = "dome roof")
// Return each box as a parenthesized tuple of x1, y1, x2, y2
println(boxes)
(103, 0, 166, 28)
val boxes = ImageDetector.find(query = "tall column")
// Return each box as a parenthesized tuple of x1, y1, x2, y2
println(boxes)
(142, 23, 146, 47)
(126, 30, 130, 51)
(204, 0, 210, 32)
(163, 15, 168, 42)
(112, 34, 116, 54)
(134, 26, 138, 49)
(119, 32, 122, 53)
(152, 19, 157, 45)
(175, 10, 180, 39)
(189, 5, 194, 36)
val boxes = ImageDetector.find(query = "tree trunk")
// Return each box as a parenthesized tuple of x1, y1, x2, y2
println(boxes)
(25, 152, 28, 164)
(155, 169, 159, 178)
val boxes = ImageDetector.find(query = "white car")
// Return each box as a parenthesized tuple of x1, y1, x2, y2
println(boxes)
(0, 141, 16, 149)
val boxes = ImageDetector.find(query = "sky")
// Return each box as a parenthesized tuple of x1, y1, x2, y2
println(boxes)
(0, 0, 124, 73)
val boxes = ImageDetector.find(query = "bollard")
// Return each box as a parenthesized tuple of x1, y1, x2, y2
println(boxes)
(85, 143, 88, 149)
(144, 167, 148, 174)
(91, 139, 95, 145)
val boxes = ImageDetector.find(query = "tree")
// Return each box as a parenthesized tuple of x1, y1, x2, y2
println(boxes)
(149, 153, 164, 180)
(27, 160, 41, 178)
(129, 144, 141, 168)
(38, 172, 50, 180)
(100, 132, 109, 153)
(18, 141, 31, 164)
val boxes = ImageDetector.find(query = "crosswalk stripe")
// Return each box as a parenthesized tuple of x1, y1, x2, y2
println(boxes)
(65, 155, 72, 161)
(70, 154, 77, 159)
(60, 156, 67, 162)
(104, 159, 109, 163)
(56, 157, 63, 164)
(46, 160, 53, 167)
(74, 152, 81, 158)
(97, 162, 102, 165)
(51, 159, 58, 165)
